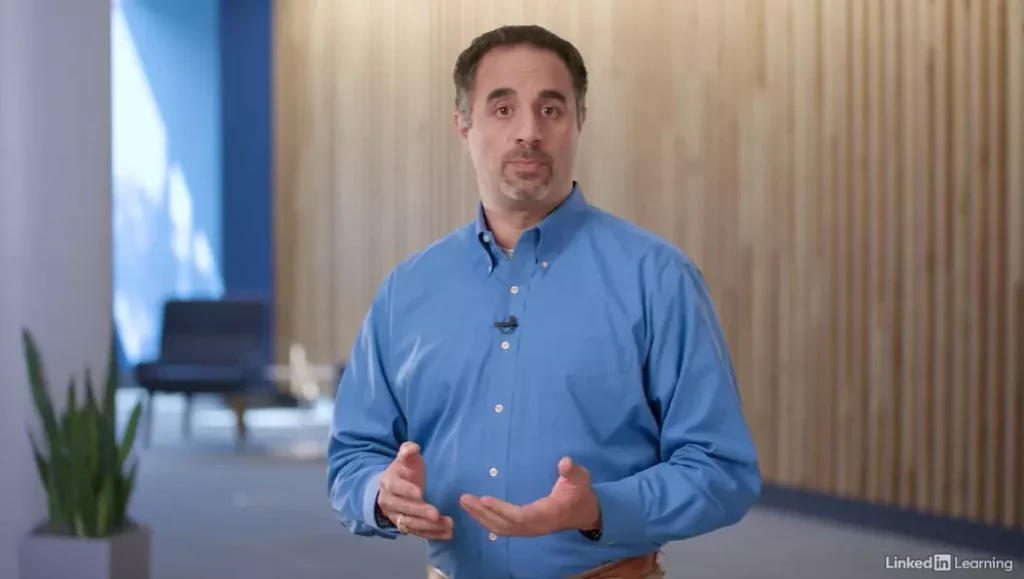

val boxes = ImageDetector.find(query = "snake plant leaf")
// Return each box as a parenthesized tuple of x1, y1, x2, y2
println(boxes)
(119, 402, 143, 468)
(28, 432, 49, 486)
(73, 513, 86, 538)
(27, 430, 58, 521)
(21, 330, 59, 443)
(21, 326, 143, 539)
(116, 460, 140, 526)
(95, 475, 115, 537)
(65, 379, 77, 428)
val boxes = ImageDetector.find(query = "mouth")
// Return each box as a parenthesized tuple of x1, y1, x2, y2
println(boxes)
(508, 159, 545, 169)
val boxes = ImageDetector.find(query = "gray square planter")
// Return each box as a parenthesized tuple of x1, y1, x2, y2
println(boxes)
(18, 521, 151, 579)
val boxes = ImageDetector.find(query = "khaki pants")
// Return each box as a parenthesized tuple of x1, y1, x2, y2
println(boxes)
(427, 552, 665, 579)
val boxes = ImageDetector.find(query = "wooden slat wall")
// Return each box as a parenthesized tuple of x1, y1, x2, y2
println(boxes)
(273, 0, 1024, 529)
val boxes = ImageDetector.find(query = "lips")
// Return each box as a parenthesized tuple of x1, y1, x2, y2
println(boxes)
(508, 159, 547, 169)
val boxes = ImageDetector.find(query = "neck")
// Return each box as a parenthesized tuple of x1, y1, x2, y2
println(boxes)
(482, 206, 543, 249)
(481, 185, 572, 249)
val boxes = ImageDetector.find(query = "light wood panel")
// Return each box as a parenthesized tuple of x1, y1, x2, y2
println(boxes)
(273, 0, 1024, 529)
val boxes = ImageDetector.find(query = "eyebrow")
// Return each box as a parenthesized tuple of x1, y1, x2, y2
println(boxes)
(538, 89, 568, 105)
(485, 88, 569, 105)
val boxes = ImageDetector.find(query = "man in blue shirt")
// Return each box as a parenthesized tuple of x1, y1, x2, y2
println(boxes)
(328, 24, 761, 579)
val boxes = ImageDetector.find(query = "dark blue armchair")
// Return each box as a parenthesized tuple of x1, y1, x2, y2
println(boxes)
(134, 298, 272, 447)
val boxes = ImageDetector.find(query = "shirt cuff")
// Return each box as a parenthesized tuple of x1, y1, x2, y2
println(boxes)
(362, 469, 399, 535)
(590, 477, 645, 544)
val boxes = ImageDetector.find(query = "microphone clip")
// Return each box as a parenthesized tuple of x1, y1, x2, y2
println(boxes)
(494, 315, 518, 335)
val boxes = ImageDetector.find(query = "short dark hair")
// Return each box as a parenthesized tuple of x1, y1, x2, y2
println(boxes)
(453, 25, 588, 125)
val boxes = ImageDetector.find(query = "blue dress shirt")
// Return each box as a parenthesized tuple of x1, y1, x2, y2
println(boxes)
(328, 183, 761, 578)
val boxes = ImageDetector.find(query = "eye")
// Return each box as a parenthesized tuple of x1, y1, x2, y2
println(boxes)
(541, 106, 561, 117)
(495, 106, 512, 117)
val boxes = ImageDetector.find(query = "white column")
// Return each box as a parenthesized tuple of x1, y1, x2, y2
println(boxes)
(0, 0, 113, 576)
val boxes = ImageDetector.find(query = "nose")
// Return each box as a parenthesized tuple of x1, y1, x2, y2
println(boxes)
(514, 110, 542, 146)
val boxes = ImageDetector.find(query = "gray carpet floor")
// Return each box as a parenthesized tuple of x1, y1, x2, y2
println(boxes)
(124, 391, 1021, 578)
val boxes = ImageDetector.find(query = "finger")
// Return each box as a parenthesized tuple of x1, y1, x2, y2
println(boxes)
(464, 495, 552, 537)
(460, 496, 509, 534)
(478, 495, 533, 525)
(460, 495, 534, 535)
(403, 515, 454, 539)
(557, 456, 589, 483)
(397, 442, 422, 465)
(416, 527, 454, 541)
(380, 475, 423, 501)
(380, 495, 441, 522)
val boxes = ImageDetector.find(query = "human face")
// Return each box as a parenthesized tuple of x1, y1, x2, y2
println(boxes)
(455, 44, 583, 207)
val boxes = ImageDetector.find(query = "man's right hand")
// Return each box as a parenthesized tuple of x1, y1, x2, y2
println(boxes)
(376, 441, 454, 540)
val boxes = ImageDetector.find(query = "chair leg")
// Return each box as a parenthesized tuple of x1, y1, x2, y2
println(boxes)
(143, 390, 155, 448)
(227, 394, 248, 449)
(182, 392, 194, 440)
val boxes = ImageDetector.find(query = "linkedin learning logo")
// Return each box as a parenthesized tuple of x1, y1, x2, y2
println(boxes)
(885, 553, 1014, 572)
(933, 554, 953, 571)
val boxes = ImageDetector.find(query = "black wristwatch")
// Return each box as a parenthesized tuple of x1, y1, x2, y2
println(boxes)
(579, 528, 602, 541)
(374, 499, 396, 530)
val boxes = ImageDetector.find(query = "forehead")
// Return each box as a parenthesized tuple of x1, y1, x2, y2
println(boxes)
(472, 44, 575, 100)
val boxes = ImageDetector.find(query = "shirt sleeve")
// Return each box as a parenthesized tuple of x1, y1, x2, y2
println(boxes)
(327, 272, 405, 539)
(590, 254, 762, 545)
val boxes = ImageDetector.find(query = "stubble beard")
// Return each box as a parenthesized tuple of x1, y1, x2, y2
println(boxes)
(498, 167, 552, 202)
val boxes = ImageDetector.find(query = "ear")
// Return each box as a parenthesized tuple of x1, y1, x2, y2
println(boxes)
(453, 111, 471, 141)
(576, 104, 587, 132)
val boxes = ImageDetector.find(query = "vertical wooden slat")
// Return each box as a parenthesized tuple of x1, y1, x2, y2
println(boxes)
(834, 0, 855, 497)
(914, 0, 935, 515)
(863, 0, 878, 502)
(882, 0, 901, 505)
(866, 0, 882, 504)
(735, 0, 772, 484)
(949, 0, 970, 520)
(819, 0, 844, 495)
(810, 0, 835, 495)
(317, 0, 342, 364)
(898, 0, 918, 510)
(791, 0, 816, 489)
(931, 0, 954, 516)
(766, 0, 795, 486)
(847, 0, 870, 498)
(1005, 0, 1024, 530)
(273, 0, 1024, 529)
(782, 0, 796, 488)
(983, 0, 1006, 527)
(965, 0, 986, 522)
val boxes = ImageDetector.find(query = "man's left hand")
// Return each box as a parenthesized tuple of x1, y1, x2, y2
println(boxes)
(459, 456, 601, 537)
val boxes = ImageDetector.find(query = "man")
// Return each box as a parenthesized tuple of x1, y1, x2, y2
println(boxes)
(328, 24, 760, 579)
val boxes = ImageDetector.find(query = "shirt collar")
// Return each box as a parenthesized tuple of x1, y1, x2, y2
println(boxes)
(474, 181, 589, 268)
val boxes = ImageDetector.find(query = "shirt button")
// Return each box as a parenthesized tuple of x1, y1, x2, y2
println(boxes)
(501, 341, 510, 350)
(494, 404, 504, 413)
(482, 233, 491, 242)
(509, 285, 519, 294)
(540, 261, 549, 269)
(489, 533, 497, 541)
(489, 467, 498, 477)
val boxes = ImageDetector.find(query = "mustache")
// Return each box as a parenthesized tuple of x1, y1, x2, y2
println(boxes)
(505, 147, 551, 164)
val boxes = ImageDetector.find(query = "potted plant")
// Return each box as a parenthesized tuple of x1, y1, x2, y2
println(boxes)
(17, 327, 149, 579)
